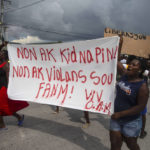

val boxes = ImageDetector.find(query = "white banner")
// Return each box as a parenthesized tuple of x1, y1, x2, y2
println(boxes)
(7, 36, 119, 115)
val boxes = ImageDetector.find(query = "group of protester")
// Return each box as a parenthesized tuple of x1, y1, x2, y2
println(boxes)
(0, 37, 150, 150)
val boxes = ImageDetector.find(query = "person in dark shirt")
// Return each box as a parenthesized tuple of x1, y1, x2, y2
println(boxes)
(109, 37, 149, 150)
(139, 59, 150, 138)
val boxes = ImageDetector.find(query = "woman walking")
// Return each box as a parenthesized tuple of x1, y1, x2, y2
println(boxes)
(110, 37, 149, 150)
(0, 42, 29, 130)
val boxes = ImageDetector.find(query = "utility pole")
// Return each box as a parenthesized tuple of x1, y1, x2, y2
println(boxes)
(0, 0, 4, 42)
(0, 0, 11, 43)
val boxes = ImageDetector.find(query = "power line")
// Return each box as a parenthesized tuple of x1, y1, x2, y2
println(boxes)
(5, 0, 45, 13)
(5, 23, 98, 38)
(30, 22, 97, 37)
(3, 1, 99, 38)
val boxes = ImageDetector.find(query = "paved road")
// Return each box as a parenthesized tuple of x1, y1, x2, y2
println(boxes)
(0, 88, 150, 150)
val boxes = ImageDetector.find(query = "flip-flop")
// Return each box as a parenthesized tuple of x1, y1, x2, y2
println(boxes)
(140, 131, 147, 139)
(52, 111, 59, 114)
(18, 115, 24, 126)
(82, 123, 90, 129)
(0, 127, 8, 131)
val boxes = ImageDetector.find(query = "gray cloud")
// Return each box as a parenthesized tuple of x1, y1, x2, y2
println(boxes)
(4, 0, 150, 42)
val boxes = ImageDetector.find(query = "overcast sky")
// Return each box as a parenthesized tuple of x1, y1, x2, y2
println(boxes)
(3, 0, 150, 43)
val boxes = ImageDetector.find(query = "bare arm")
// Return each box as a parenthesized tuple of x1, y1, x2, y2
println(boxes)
(117, 36, 127, 76)
(3, 62, 9, 85)
(0, 43, 5, 51)
(112, 83, 149, 119)
(0, 41, 7, 51)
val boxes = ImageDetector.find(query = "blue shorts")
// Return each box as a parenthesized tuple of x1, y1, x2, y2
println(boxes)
(110, 117, 142, 137)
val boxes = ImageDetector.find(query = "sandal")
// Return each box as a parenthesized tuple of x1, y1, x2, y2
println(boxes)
(18, 115, 24, 126)
(140, 131, 147, 139)
(53, 111, 59, 114)
(0, 127, 8, 131)
(82, 123, 90, 129)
